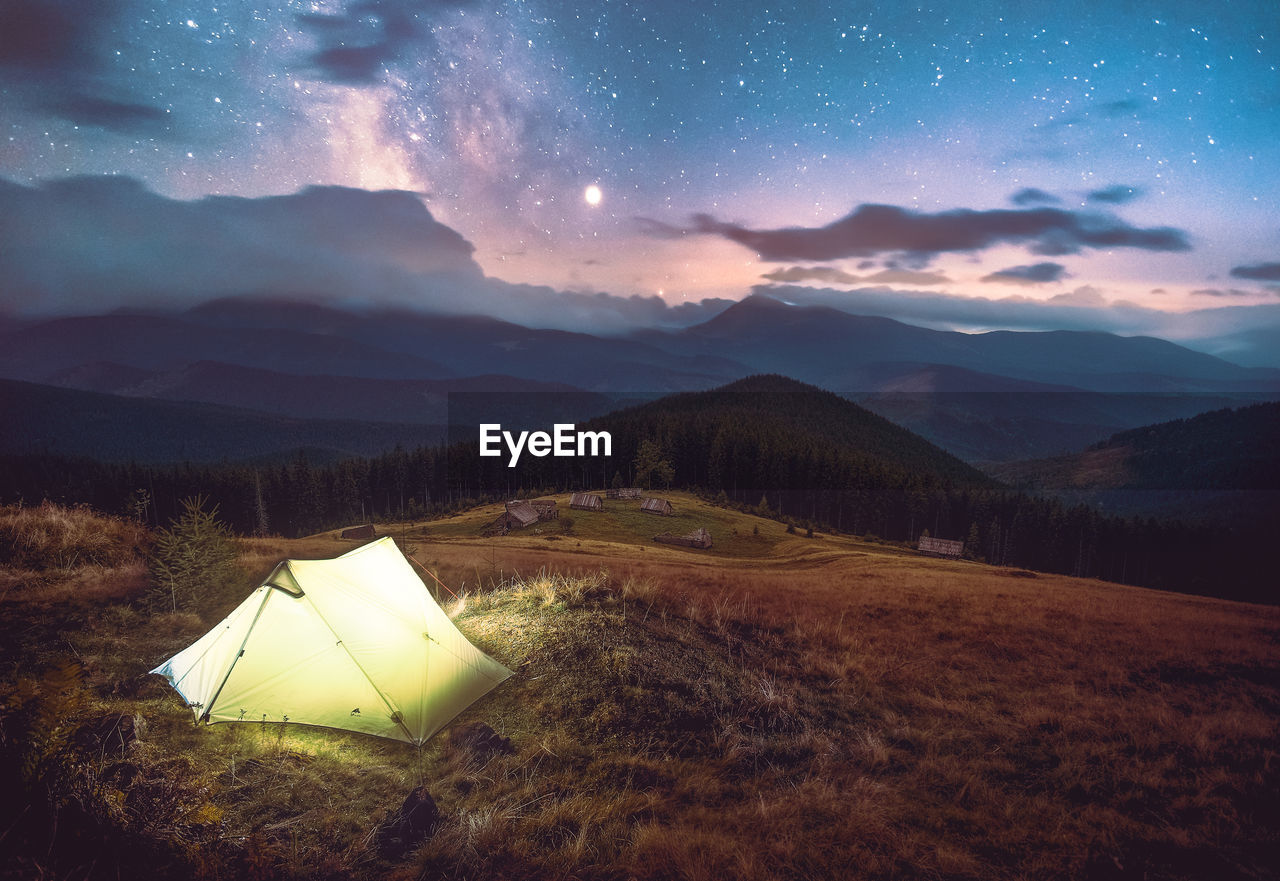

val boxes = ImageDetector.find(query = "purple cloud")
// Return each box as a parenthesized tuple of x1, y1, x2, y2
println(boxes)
(679, 203, 1190, 262)
(1191, 288, 1253, 298)
(980, 262, 1069, 286)
(1230, 262, 1280, 281)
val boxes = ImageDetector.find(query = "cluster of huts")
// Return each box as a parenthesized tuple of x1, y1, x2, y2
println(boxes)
(481, 488, 712, 549)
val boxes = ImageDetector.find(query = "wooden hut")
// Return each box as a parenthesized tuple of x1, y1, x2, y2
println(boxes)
(917, 536, 964, 558)
(606, 487, 643, 500)
(504, 500, 540, 529)
(340, 524, 377, 540)
(640, 497, 673, 516)
(569, 492, 603, 512)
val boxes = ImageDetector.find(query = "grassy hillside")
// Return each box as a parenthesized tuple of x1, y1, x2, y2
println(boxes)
(2, 498, 1277, 880)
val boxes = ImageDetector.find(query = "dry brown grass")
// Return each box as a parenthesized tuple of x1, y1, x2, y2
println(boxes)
(325, 506, 1280, 880)
(2, 500, 1277, 880)
(0, 502, 149, 572)
(0, 502, 151, 606)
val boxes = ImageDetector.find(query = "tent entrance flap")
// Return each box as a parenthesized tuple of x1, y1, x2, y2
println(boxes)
(149, 537, 513, 744)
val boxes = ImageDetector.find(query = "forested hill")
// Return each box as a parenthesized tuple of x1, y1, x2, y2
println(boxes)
(2, 375, 1272, 600)
(1090, 400, 1280, 490)
(990, 401, 1280, 493)
(584, 374, 992, 490)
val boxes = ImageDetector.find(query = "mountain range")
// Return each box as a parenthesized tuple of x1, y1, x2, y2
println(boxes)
(2, 294, 1277, 464)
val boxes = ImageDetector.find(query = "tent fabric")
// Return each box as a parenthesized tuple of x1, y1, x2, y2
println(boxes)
(150, 537, 512, 745)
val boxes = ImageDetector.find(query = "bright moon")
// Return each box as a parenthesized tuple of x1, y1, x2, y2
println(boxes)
(584, 184, 602, 206)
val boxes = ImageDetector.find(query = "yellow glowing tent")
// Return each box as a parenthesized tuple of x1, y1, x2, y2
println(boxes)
(150, 537, 512, 745)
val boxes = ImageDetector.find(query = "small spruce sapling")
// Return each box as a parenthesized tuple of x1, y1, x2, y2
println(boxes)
(150, 495, 239, 613)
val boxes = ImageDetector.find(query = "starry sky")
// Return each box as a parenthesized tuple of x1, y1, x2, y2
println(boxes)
(1, 0, 1278, 347)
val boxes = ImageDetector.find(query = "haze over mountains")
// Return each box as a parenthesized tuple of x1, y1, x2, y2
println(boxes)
(1, 294, 1276, 464)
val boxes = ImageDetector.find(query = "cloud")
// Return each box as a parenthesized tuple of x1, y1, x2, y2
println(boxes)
(1099, 99, 1141, 117)
(0, 0, 174, 132)
(49, 94, 171, 134)
(1191, 288, 1254, 298)
(762, 266, 861, 285)
(1230, 262, 1280, 281)
(1088, 185, 1142, 204)
(980, 262, 1069, 286)
(0, 175, 727, 333)
(761, 266, 951, 286)
(676, 203, 1191, 262)
(0, 0, 115, 76)
(1048, 286, 1106, 307)
(298, 0, 473, 84)
(1010, 188, 1060, 206)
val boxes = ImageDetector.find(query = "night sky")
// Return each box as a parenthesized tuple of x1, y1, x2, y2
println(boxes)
(1, 0, 1278, 346)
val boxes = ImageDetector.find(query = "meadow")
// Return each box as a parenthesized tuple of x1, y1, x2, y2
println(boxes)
(1, 495, 1276, 879)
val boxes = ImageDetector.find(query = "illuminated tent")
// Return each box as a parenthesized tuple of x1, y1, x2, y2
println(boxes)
(150, 537, 512, 745)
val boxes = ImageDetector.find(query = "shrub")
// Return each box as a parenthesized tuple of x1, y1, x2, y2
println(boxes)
(149, 496, 239, 614)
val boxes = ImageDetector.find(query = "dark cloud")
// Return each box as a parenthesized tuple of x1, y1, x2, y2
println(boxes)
(678, 203, 1190, 262)
(1010, 187, 1060, 206)
(0, 0, 116, 75)
(0, 0, 171, 132)
(0, 175, 726, 333)
(1191, 288, 1254, 298)
(49, 94, 170, 134)
(1230, 262, 1280, 281)
(980, 262, 1069, 286)
(299, 0, 473, 84)
(1088, 185, 1142, 204)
